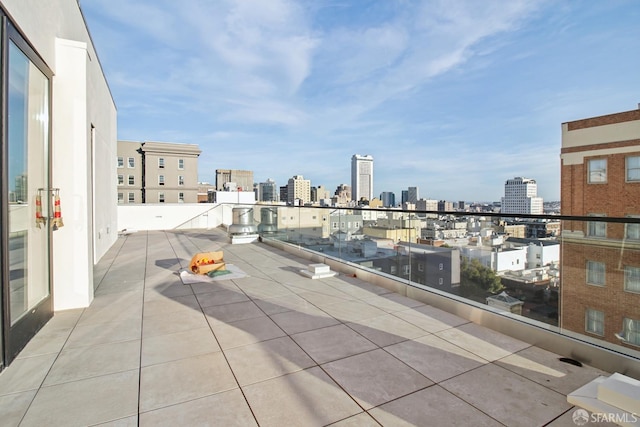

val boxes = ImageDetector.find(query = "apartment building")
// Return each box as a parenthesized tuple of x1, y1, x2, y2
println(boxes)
(117, 141, 201, 203)
(560, 106, 640, 350)
(0, 0, 118, 367)
(287, 175, 311, 205)
(117, 141, 143, 203)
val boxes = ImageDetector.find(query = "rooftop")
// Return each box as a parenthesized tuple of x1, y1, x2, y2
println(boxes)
(0, 228, 610, 426)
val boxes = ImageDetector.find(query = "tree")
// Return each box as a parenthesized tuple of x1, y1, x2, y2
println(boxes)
(461, 258, 504, 294)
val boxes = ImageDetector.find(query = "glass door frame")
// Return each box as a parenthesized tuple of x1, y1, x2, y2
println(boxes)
(1, 17, 54, 367)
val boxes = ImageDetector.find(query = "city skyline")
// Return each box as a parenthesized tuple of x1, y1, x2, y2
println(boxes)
(80, 1, 640, 201)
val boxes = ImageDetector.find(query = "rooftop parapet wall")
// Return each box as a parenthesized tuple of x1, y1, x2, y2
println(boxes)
(565, 108, 640, 131)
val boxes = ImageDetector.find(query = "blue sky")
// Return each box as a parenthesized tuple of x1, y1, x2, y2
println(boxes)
(80, 0, 640, 202)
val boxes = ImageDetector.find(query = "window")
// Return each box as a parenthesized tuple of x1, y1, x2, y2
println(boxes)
(159, 175, 165, 186)
(158, 193, 165, 203)
(118, 174, 124, 185)
(178, 159, 184, 170)
(128, 157, 135, 168)
(117, 193, 124, 204)
(128, 192, 135, 203)
(585, 309, 604, 336)
(626, 216, 640, 240)
(178, 175, 184, 186)
(402, 265, 410, 275)
(390, 266, 397, 274)
(418, 263, 424, 272)
(620, 318, 640, 346)
(117, 157, 124, 168)
(587, 214, 606, 238)
(438, 278, 444, 285)
(439, 263, 443, 271)
(332, 222, 338, 229)
(587, 158, 607, 183)
(128, 175, 135, 186)
(627, 156, 640, 182)
(624, 266, 640, 293)
(179, 192, 184, 202)
(586, 261, 605, 286)
(158, 158, 165, 168)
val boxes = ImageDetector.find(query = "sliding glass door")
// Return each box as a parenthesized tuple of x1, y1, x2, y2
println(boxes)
(2, 31, 53, 364)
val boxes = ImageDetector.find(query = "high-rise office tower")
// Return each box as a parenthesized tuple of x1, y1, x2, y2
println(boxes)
(407, 187, 419, 204)
(258, 179, 278, 202)
(380, 191, 396, 207)
(401, 190, 408, 204)
(501, 177, 543, 215)
(351, 154, 373, 201)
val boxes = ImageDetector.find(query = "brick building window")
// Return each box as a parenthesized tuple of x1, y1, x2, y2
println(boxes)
(158, 193, 165, 203)
(586, 260, 605, 286)
(587, 158, 607, 183)
(179, 192, 184, 202)
(178, 159, 184, 170)
(117, 157, 124, 168)
(620, 318, 640, 346)
(627, 156, 640, 182)
(585, 309, 604, 336)
(159, 175, 165, 186)
(128, 192, 135, 203)
(128, 175, 135, 186)
(178, 175, 184, 186)
(587, 214, 606, 238)
(118, 174, 124, 185)
(128, 157, 135, 168)
(626, 217, 640, 240)
(117, 193, 124, 204)
(158, 158, 165, 168)
(624, 266, 640, 293)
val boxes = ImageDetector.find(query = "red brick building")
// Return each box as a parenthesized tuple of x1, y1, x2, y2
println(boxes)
(560, 107, 640, 351)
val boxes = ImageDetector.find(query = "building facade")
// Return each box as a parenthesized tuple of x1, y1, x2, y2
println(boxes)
(287, 175, 311, 205)
(333, 184, 351, 206)
(215, 169, 254, 192)
(258, 179, 278, 202)
(117, 140, 143, 204)
(501, 177, 544, 215)
(407, 187, 419, 204)
(0, 0, 118, 367)
(117, 141, 201, 203)
(351, 154, 374, 201)
(380, 191, 396, 208)
(560, 106, 640, 350)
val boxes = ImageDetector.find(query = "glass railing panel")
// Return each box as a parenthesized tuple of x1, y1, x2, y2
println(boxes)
(252, 203, 640, 361)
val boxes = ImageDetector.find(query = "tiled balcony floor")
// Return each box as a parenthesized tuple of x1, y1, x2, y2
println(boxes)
(0, 229, 611, 426)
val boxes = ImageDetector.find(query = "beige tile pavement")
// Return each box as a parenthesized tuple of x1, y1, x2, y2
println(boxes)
(0, 229, 613, 426)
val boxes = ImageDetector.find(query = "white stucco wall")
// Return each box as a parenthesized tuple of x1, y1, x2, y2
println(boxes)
(118, 204, 226, 231)
(3, 0, 118, 309)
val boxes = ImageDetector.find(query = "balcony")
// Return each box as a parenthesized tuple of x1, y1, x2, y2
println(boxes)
(0, 222, 629, 426)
